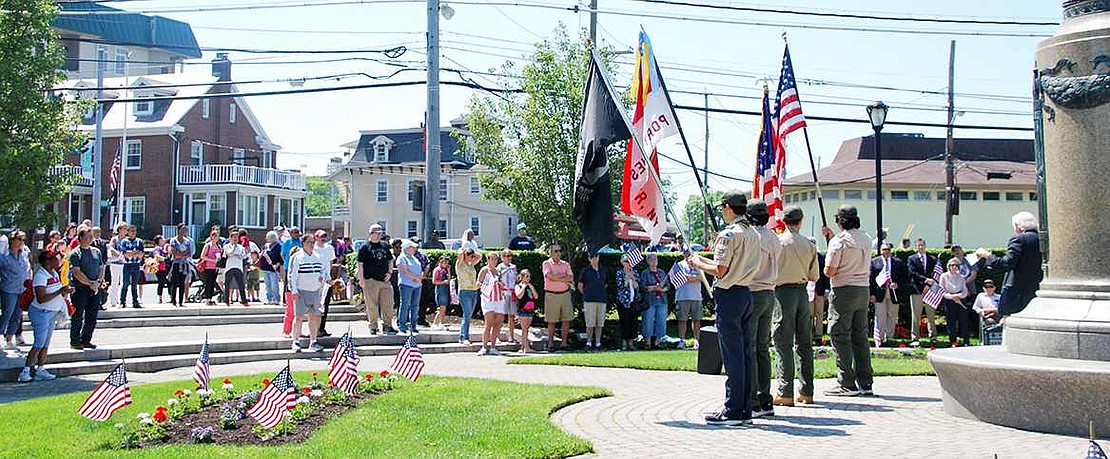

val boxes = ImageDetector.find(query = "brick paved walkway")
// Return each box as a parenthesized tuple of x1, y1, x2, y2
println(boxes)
(0, 351, 1094, 457)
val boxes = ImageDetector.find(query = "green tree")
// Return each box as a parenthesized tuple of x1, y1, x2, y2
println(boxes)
(0, 0, 82, 228)
(680, 190, 724, 246)
(304, 176, 337, 217)
(463, 25, 625, 251)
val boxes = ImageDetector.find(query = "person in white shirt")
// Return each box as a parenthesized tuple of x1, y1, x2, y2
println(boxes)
(312, 229, 338, 337)
(222, 236, 248, 307)
(288, 234, 329, 353)
(19, 251, 73, 382)
(972, 279, 1001, 328)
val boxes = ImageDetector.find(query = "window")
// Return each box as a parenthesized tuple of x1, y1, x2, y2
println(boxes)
(122, 197, 145, 229)
(236, 194, 267, 227)
(124, 139, 142, 170)
(406, 220, 418, 238)
(376, 220, 387, 232)
(133, 96, 153, 116)
(439, 219, 448, 235)
(913, 191, 931, 201)
(275, 198, 292, 228)
(208, 193, 226, 225)
(229, 103, 237, 124)
(808, 191, 816, 200)
(406, 179, 415, 202)
(507, 217, 514, 237)
(867, 190, 877, 200)
(293, 199, 302, 228)
(439, 178, 448, 201)
(797, 192, 808, 202)
(890, 191, 909, 201)
(201, 99, 210, 119)
(373, 143, 388, 162)
(115, 47, 127, 75)
(1006, 192, 1024, 201)
(262, 151, 274, 169)
(232, 148, 246, 165)
(376, 180, 388, 203)
(821, 190, 839, 200)
(190, 141, 203, 165)
(469, 176, 481, 195)
(784, 194, 793, 204)
(983, 191, 1001, 201)
(843, 189, 862, 200)
(1029, 191, 1038, 201)
(470, 216, 481, 236)
(936, 191, 946, 200)
(959, 191, 978, 201)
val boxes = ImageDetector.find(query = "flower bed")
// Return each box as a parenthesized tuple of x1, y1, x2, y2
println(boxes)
(116, 371, 401, 449)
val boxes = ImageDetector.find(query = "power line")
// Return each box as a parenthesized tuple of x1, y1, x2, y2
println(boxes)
(85, 79, 521, 104)
(668, 89, 1031, 117)
(64, 36, 410, 57)
(626, 0, 1059, 26)
(57, 0, 425, 15)
(673, 104, 1034, 132)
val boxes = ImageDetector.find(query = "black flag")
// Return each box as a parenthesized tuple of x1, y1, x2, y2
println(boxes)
(574, 53, 631, 255)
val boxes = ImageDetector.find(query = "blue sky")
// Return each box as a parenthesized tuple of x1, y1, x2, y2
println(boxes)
(107, 0, 1059, 208)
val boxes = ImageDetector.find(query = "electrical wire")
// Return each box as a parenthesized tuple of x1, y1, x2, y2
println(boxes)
(625, 0, 1059, 26)
(85, 79, 522, 104)
(64, 36, 410, 57)
(673, 104, 1033, 132)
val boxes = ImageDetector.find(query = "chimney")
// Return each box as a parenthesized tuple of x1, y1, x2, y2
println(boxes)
(211, 52, 231, 82)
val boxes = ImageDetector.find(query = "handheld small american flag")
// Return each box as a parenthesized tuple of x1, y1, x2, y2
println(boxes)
(78, 363, 132, 422)
(669, 263, 688, 290)
(390, 334, 425, 382)
(922, 263, 946, 309)
(108, 145, 122, 194)
(328, 332, 361, 395)
(192, 339, 210, 391)
(1089, 440, 1108, 459)
(623, 243, 644, 267)
(247, 365, 297, 429)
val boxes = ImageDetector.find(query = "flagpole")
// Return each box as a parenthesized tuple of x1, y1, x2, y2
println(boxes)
(593, 50, 713, 298)
(641, 26, 719, 235)
(782, 33, 828, 229)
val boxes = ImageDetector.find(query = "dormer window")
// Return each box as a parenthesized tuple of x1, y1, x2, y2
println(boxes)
(134, 95, 154, 116)
(369, 135, 393, 162)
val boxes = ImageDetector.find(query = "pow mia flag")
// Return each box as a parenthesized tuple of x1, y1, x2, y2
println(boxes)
(574, 52, 632, 255)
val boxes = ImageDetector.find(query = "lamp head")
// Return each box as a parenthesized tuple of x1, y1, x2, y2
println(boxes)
(866, 100, 889, 131)
(440, 4, 455, 20)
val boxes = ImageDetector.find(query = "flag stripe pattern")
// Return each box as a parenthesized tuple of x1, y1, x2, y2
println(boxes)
(623, 243, 644, 267)
(109, 145, 122, 193)
(192, 340, 210, 391)
(922, 263, 946, 309)
(481, 273, 505, 303)
(390, 334, 425, 382)
(78, 363, 132, 422)
(774, 45, 807, 138)
(669, 263, 688, 290)
(328, 333, 361, 396)
(247, 365, 297, 429)
(753, 90, 782, 229)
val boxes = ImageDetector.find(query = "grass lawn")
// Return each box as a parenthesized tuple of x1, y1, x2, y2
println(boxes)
(509, 349, 936, 378)
(0, 372, 610, 458)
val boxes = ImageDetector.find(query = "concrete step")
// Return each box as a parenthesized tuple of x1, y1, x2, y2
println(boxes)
(85, 312, 368, 329)
(0, 341, 518, 382)
(93, 304, 360, 319)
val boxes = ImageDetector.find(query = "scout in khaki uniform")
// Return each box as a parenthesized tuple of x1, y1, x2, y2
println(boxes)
(772, 206, 819, 406)
(744, 199, 781, 419)
(686, 190, 760, 426)
(820, 205, 874, 397)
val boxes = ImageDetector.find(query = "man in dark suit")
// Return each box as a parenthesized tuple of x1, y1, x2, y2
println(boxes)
(870, 242, 907, 346)
(976, 211, 1043, 316)
(906, 238, 938, 344)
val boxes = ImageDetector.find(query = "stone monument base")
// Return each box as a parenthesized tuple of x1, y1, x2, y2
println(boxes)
(929, 346, 1110, 437)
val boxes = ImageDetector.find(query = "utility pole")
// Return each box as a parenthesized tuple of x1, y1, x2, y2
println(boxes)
(702, 91, 709, 245)
(944, 40, 956, 246)
(588, 0, 598, 46)
(92, 47, 105, 229)
(424, 0, 442, 241)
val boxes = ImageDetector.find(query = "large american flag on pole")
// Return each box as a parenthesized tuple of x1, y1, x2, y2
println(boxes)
(109, 144, 122, 194)
(390, 334, 425, 382)
(247, 365, 297, 429)
(753, 89, 779, 227)
(78, 363, 132, 421)
(922, 263, 946, 309)
(328, 332, 361, 395)
(192, 339, 210, 391)
(767, 44, 808, 232)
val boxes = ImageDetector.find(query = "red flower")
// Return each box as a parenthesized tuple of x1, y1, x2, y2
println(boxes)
(303, 387, 312, 394)
(898, 343, 907, 348)
(930, 346, 937, 351)
(174, 389, 185, 397)
(365, 373, 374, 380)
(379, 370, 389, 378)
(262, 378, 271, 386)
(155, 405, 167, 413)
(222, 378, 231, 385)
(952, 341, 960, 347)
(152, 411, 167, 423)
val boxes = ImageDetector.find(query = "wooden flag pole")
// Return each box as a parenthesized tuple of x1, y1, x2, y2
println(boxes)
(782, 33, 828, 230)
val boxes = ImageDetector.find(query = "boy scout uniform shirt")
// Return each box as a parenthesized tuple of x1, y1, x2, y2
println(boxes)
(776, 229, 819, 286)
(712, 217, 761, 289)
(749, 225, 782, 292)
(825, 228, 872, 288)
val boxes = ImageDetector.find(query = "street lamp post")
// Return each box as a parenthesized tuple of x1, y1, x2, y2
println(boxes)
(866, 101, 889, 247)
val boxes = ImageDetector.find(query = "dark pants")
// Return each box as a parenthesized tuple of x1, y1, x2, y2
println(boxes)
(70, 285, 100, 345)
(617, 305, 639, 340)
(201, 269, 217, 301)
(225, 268, 246, 305)
(168, 260, 190, 305)
(748, 289, 775, 408)
(774, 284, 815, 398)
(828, 285, 873, 391)
(156, 269, 168, 297)
(714, 285, 754, 419)
(944, 299, 972, 343)
(121, 264, 141, 306)
(318, 285, 334, 334)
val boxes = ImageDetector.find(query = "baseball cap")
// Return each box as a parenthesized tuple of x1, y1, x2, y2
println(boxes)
(368, 224, 383, 234)
(719, 189, 748, 208)
(314, 229, 327, 238)
(517, 223, 527, 230)
(401, 239, 417, 249)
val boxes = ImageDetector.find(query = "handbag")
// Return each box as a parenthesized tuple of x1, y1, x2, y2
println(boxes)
(522, 300, 536, 312)
(630, 287, 649, 313)
(18, 279, 33, 311)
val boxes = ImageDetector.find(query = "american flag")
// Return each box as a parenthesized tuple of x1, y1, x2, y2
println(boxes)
(108, 144, 122, 194)
(481, 272, 505, 303)
(328, 332, 361, 395)
(247, 365, 297, 429)
(78, 363, 132, 422)
(390, 334, 425, 382)
(753, 89, 781, 229)
(623, 243, 644, 267)
(1088, 440, 1108, 459)
(922, 263, 946, 309)
(774, 45, 807, 138)
(192, 339, 210, 391)
(669, 262, 689, 290)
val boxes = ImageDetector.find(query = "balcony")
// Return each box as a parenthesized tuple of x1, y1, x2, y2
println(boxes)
(178, 164, 306, 191)
(51, 165, 94, 189)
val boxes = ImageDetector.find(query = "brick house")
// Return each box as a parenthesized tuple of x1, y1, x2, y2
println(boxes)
(57, 56, 307, 238)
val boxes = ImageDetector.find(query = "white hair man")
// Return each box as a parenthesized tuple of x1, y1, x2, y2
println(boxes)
(975, 211, 1043, 316)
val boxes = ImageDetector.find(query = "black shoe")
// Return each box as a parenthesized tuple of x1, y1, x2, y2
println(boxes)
(318, 332, 332, 338)
(859, 387, 875, 396)
(81, 342, 97, 349)
(705, 410, 752, 426)
(752, 404, 775, 418)
(70, 343, 85, 350)
(132, 304, 143, 309)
